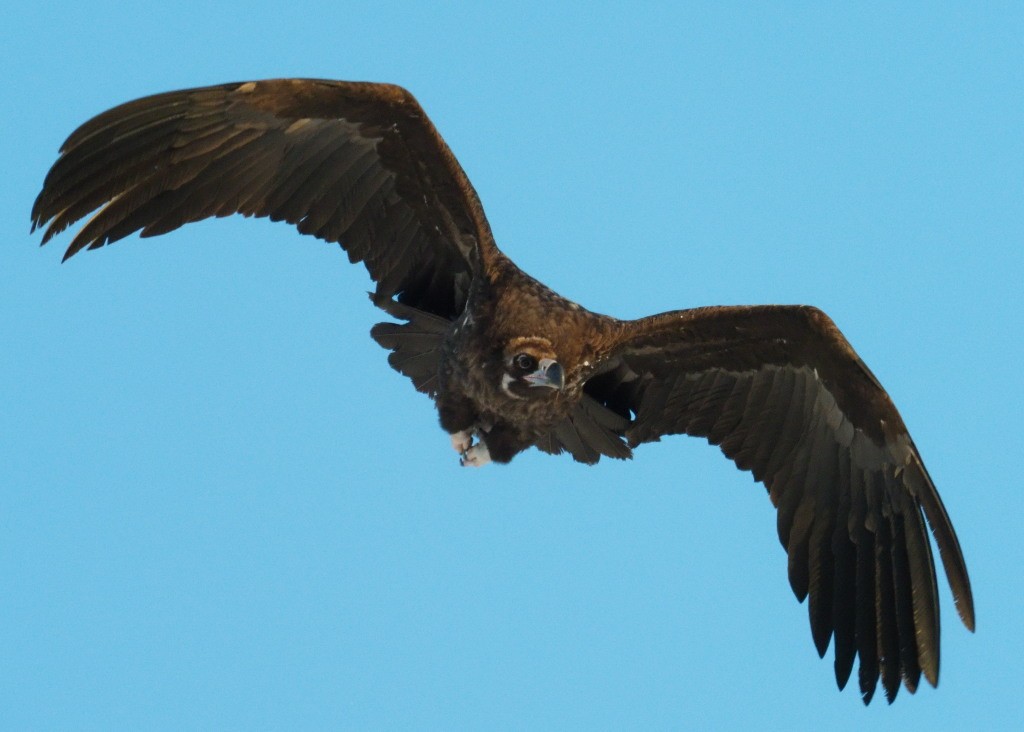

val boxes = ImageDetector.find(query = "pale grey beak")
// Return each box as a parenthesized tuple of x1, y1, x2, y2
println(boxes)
(522, 358, 564, 390)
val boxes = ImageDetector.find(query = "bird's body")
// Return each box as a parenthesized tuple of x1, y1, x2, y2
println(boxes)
(32, 78, 974, 704)
(427, 251, 624, 465)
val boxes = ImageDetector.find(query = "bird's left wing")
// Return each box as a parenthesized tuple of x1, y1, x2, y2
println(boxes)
(32, 78, 493, 318)
(582, 304, 974, 704)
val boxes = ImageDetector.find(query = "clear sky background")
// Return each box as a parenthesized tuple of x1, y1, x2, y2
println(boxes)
(3, 2, 1021, 729)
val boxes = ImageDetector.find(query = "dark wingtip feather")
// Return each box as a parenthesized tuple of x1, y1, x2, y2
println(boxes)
(904, 453, 975, 633)
(62, 236, 90, 262)
(811, 621, 831, 659)
(807, 521, 835, 659)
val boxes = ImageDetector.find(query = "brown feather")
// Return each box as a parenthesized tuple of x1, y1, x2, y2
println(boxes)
(889, 512, 923, 693)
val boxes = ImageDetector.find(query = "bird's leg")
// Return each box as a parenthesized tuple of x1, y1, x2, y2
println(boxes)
(439, 399, 479, 462)
(450, 430, 473, 454)
(455, 424, 524, 467)
(451, 428, 492, 467)
(469, 423, 526, 464)
(460, 439, 492, 468)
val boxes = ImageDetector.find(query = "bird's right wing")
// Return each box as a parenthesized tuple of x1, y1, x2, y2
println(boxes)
(32, 78, 494, 318)
(581, 304, 974, 703)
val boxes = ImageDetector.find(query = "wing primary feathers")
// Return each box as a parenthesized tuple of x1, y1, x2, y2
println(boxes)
(832, 535, 858, 688)
(890, 510, 923, 693)
(64, 153, 222, 258)
(806, 442, 840, 659)
(807, 487, 836, 658)
(873, 473, 902, 703)
(60, 89, 206, 153)
(36, 118, 188, 238)
(854, 480, 880, 704)
(898, 487, 942, 687)
(904, 457, 975, 632)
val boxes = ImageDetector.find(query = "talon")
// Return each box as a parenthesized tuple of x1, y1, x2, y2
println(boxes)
(450, 430, 473, 454)
(460, 441, 492, 468)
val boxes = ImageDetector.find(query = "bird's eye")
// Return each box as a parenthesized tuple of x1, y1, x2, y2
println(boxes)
(514, 353, 537, 372)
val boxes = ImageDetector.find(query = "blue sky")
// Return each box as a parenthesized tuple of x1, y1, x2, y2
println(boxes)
(3, 2, 1022, 729)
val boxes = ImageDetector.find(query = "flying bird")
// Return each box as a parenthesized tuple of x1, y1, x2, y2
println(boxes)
(31, 78, 973, 704)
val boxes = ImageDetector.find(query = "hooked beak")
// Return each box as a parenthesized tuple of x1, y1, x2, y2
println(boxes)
(522, 358, 564, 390)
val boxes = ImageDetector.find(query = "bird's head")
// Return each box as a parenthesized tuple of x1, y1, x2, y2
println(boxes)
(500, 337, 564, 401)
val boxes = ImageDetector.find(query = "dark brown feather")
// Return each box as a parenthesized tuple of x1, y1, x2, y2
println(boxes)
(370, 298, 451, 397)
(855, 510, 880, 704)
(873, 482, 903, 702)
(890, 512, 923, 693)
(831, 522, 858, 689)
(807, 489, 836, 659)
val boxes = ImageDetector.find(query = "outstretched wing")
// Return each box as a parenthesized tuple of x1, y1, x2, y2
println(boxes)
(31, 78, 494, 318)
(585, 304, 974, 704)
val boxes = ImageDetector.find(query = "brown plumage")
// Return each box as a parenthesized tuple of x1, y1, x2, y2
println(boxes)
(31, 78, 974, 704)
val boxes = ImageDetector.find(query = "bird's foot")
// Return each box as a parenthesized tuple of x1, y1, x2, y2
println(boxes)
(460, 441, 492, 468)
(450, 430, 473, 454)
